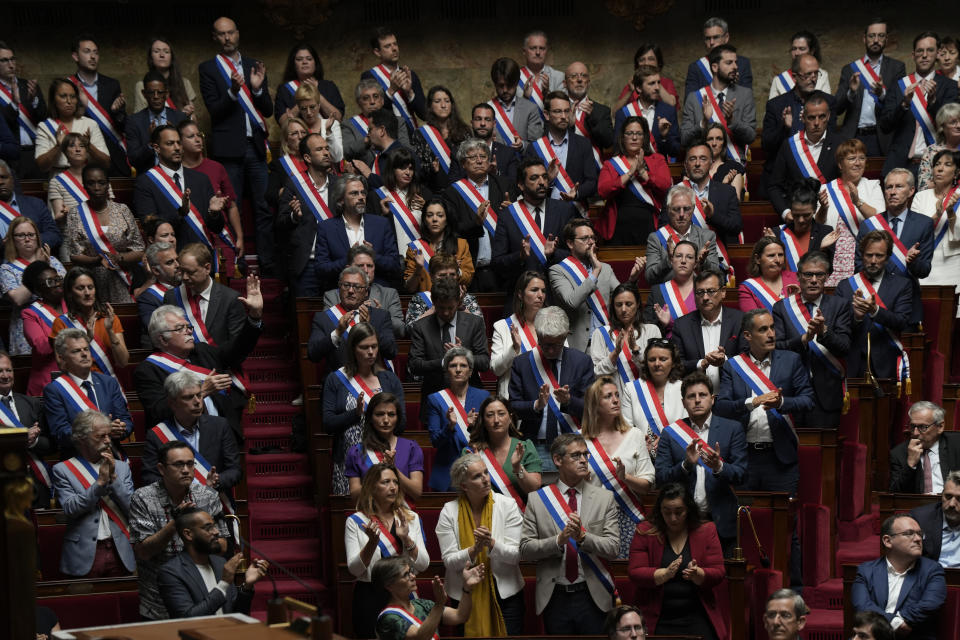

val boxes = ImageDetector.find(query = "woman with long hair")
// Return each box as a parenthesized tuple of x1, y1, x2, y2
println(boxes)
(466, 396, 542, 506)
(275, 42, 345, 125)
(374, 146, 431, 258)
(704, 123, 745, 200)
(402, 199, 472, 293)
(414, 85, 472, 190)
(133, 37, 196, 116)
(47, 133, 114, 227)
(293, 82, 343, 162)
(490, 271, 547, 399)
(911, 148, 960, 299)
(590, 282, 662, 398)
(34, 78, 110, 174)
(621, 339, 687, 456)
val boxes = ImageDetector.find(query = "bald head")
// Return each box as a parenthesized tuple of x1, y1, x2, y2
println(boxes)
(212, 17, 239, 55)
(792, 53, 820, 95)
(565, 61, 590, 99)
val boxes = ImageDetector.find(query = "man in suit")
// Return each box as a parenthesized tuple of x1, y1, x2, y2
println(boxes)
(852, 514, 946, 640)
(526, 91, 599, 208)
(519, 433, 619, 634)
(768, 92, 843, 219)
(360, 27, 427, 139)
(0, 352, 52, 507)
(672, 268, 746, 390)
(321, 245, 404, 338)
(315, 172, 400, 290)
(135, 287, 262, 443)
(466, 103, 520, 182)
(341, 79, 411, 166)
(773, 251, 852, 428)
(680, 44, 756, 153)
(836, 230, 914, 380)
(880, 32, 959, 177)
(52, 410, 136, 578)
(408, 278, 489, 416)
(137, 241, 181, 347)
(198, 17, 275, 275)
(125, 71, 187, 175)
(550, 218, 620, 351)
(0, 160, 60, 251)
(347, 107, 419, 189)
(490, 57, 543, 150)
(764, 589, 810, 640)
(645, 184, 720, 285)
(684, 17, 754, 96)
(655, 371, 747, 557)
(520, 30, 566, 99)
(890, 401, 960, 494)
(142, 370, 241, 492)
(492, 158, 576, 294)
(0, 40, 47, 179)
(855, 169, 934, 327)
(307, 265, 397, 372)
(564, 62, 614, 156)
(681, 141, 742, 246)
(834, 20, 907, 156)
(614, 65, 681, 159)
(44, 329, 133, 457)
(132, 125, 226, 248)
(70, 34, 129, 177)
(911, 470, 960, 566)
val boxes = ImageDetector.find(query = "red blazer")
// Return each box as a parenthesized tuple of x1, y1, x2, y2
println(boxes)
(628, 520, 728, 640)
(596, 153, 671, 240)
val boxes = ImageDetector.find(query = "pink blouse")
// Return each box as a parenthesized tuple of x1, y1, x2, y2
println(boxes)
(737, 270, 799, 313)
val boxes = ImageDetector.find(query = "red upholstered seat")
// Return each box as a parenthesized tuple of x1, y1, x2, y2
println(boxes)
(938, 583, 960, 640)
(800, 503, 831, 587)
(838, 442, 866, 522)
(38, 591, 141, 629)
(745, 568, 783, 640)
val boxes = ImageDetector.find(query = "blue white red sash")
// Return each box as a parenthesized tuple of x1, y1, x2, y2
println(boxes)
(435, 389, 471, 448)
(76, 201, 132, 288)
(347, 115, 369, 137)
(860, 215, 909, 273)
(488, 99, 520, 145)
(479, 448, 525, 511)
(584, 438, 645, 523)
(378, 606, 437, 640)
(934, 186, 959, 249)
(741, 277, 781, 312)
(38, 118, 64, 140)
(773, 70, 795, 94)
(452, 178, 497, 237)
(415, 291, 432, 310)
(518, 67, 545, 119)
(847, 273, 910, 386)
(358, 446, 385, 474)
(504, 315, 537, 353)
(825, 178, 862, 236)
(408, 239, 433, 272)
(150, 421, 214, 485)
(598, 326, 638, 385)
(281, 156, 333, 224)
(619, 101, 659, 154)
(0, 82, 37, 140)
(506, 201, 548, 265)
(528, 347, 580, 434)
(0, 199, 20, 225)
(375, 187, 420, 247)
(334, 367, 377, 412)
(661, 419, 718, 470)
(417, 125, 451, 173)
(214, 55, 269, 155)
(558, 257, 609, 326)
(70, 76, 128, 156)
(145, 167, 217, 271)
(369, 65, 416, 131)
(608, 155, 655, 206)
(727, 354, 797, 439)
(630, 378, 668, 437)
(351, 513, 403, 559)
(531, 136, 584, 212)
(62, 456, 129, 537)
(142, 283, 170, 304)
(172, 284, 216, 346)
(51, 374, 98, 413)
(680, 178, 735, 282)
(4, 257, 29, 275)
(573, 107, 602, 170)
(658, 281, 689, 320)
(25, 300, 61, 329)
(143, 352, 217, 384)
(696, 86, 744, 164)
(56, 314, 116, 378)
(52, 171, 89, 204)
(283, 79, 300, 97)
(782, 293, 847, 392)
(0, 400, 51, 489)
(787, 133, 825, 184)
(654, 224, 681, 249)
(851, 57, 883, 96)
(778, 225, 802, 272)
(325, 304, 357, 339)
(695, 57, 713, 84)
(898, 74, 936, 146)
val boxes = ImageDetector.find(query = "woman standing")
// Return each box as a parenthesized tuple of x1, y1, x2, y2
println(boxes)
(738, 237, 799, 312)
(50, 266, 128, 374)
(47, 133, 114, 228)
(917, 103, 960, 189)
(414, 86, 472, 191)
(403, 199, 472, 293)
(133, 37, 196, 116)
(590, 282, 661, 398)
(704, 123, 745, 200)
(20, 261, 68, 394)
(293, 83, 343, 162)
(621, 339, 687, 455)
(643, 240, 698, 335)
(911, 149, 960, 302)
(373, 146, 430, 258)
(275, 43, 345, 125)
(613, 44, 679, 110)
(490, 272, 546, 399)
(466, 397, 542, 507)
(34, 78, 110, 175)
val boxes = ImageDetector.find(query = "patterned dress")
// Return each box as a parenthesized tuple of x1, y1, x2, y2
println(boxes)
(0, 257, 66, 355)
(63, 201, 144, 303)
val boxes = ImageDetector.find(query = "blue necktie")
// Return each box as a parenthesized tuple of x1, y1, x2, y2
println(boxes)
(82, 380, 98, 409)
(890, 216, 900, 238)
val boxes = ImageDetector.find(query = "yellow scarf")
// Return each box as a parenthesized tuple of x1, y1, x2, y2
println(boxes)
(457, 493, 507, 637)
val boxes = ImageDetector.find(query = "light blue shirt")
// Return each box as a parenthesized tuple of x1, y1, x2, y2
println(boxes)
(472, 178, 492, 266)
(548, 132, 570, 200)
(175, 419, 201, 452)
(940, 516, 960, 568)
(886, 210, 909, 239)
(856, 55, 884, 129)
(226, 53, 263, 138)
(77, 72, 99, 102)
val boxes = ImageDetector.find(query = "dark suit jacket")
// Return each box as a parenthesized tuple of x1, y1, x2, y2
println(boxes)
(158, 551, 253, 618)
(0, 112, 16, 162)
(133, 167, 225, 247)
(524, 130, 599, 201)
(136, 286, 167, 348)
(359, 67, 427, 122)
(425, 385, 491, 491)
(761, 90, 838, 192)
(123, 107, 188, 175)
(315, 214, 400, 289)
(491, 199, 575, 292)
(703, 180, 743, 247)
(880, 73, 959, 175)
(890, 432, 960, 494)
(580, 100, 615, 151)
(684, 55, 754, 97)
(672, 307, 746, 375)
(442, 174, 510, 265)
(715, 349, 815, 465)
(852, 556, 946, 640)
(276, 175, 325, 280)
(910, 500, 948, 562)
(198, 55, 274, 160)
(768, 130, 844, 216)
(162, 282, 246, 353)
(834, 56, 907, 153)
(507, 346, 594, 441)
(779, 220, 836, 263)
(7, 193, 61, 251)
(141, 415, 241, 490)
(0, 77, 47, 147)
(306, 305, 396, 373)
(322, 369, 405, 462)
(82, 74, 129, 177)
(614, 101, 682, 159)
(772, 293, 852, 416)
(42, 371, 133, 454)
(273, 78, 345, 125)
(12, 392, 53, 507)
(835, 270, 913, 379)
(654, 414, 747, 540)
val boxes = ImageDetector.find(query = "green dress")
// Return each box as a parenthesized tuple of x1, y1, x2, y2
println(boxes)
(376, 598, 436, 640)
(463, 437, 542, 500)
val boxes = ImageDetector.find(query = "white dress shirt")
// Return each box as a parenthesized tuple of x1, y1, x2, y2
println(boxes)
(344, 215, 365, 249)
(855, 56, 885, 129)
(159, 163, 188, 193)
(885, 558, 913, 629)
(471, 177, 492, 266)
(307, 175, 330, 260)
(699, 310, 723, 390)
(909, 71, 937, 159)
(925, 443, 943, 494)
(804, 133, 824, 163)
(689, 417, 711, 513)
(195, 561, 228, 614)
(745, 353, 774, 443)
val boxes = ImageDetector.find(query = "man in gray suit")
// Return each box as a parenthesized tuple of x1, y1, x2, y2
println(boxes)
(520, 433, 619, 634)
(550, 218, 622, 351)
(52, 410, 136, 577)
(322, 244, 404, 337)
(645, 184, 720, 285)
(490, 57, 543, 151)
(680, 44, 756, 152)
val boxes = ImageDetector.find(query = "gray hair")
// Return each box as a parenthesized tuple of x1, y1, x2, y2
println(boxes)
(522, 29, 549, 48)
(70, 409, 110, 448)
(456, 138, 490, 165)
(936, 103, 960, 141)
(442, 345, 474, 371)
(885, 168, 915, 190)
(371, 555, 413, 591)
(148, 304, 186, 348)
(665, 184, 696, 211)
(450, 452, 484, 489)
(355, 78, 384, 101)
(54, 328, 90, 358)
(742, 308, 772, 333)
(339, 265, 370, 287)
(534, 306, 569, 339)
(703, 17, 729, 34)
(145, 241, 175, 268)
(550, 432, 585, 460)
(908, 400, 945, 425)
(766, 588, 809, 617)
(164, 369, 202, 401)
(946, 470, 960, 488)
(331, 173, 367, 214)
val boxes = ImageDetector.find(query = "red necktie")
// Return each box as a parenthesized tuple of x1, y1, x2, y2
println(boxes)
(565, 487, 579, 582)
(188, 292, 205, 325)
(923, 449, 933, 493)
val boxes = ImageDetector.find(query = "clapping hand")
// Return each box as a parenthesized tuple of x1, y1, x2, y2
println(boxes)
(654, 303, 671, 327)
(462, 562, 486, 592)
(629, 256, 646, 282)
(681, 559, 706, 585)
(905, 242, 921, 264)
(553, 384, 571, 405)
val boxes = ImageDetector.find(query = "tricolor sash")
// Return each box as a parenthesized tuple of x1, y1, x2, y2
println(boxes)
(479, 448, 525, 511)
(281, 156, 333, 224)
(52, 171, 90, 204)
(376, 187, 420, 247)
(506, 201, 548, 265)
(658, 281, 689, 320)
(370, 65, 416, 131)
(584, 438, 645, 523)
(620, 101, 659, 154)
(417, 125, 451, 173)
(408, 239, 433, 272)
(825, 178, 862, 236)
(378, 606, 438, 640)
(860, 215, 909, 273)
(0, 82, 37, 141)
(898, 74, 937, 146)
(38, 118, 64, 140)
(452, 178, 497, 237)
(150, 421, 214, 485)
(531, 136, 584, 212)
(25, 300, 62, 329)
(598, 326, 638, 385)
(847, 273, 910, 386)
(347, 115, 370, 137)
(851, 57, 883, 96)
(518, 67, 545, 118)
(62, 456, 129, 538)
(283, 79, 301, 97)
(325, 304, 357, 339)
(173, 284, 216, 345)
(350, 512, 403, 558)
(488, 99, 520, 145)
(727, 353, 797, 438)
(557, 257, 609, 326)
(654, 224, 681, 249)
(70, 76, 128, 155)
(573, 107, 603, 170)
(4, 257, 30, 275)
(214, 55, 269, 155)
(741, 277, 781, 312)
(696, 86, 744, 164)
(435, 389, 471, 448)
(662, 419, 719, 469)
(51, 374, 98, 414)
(359, 446, 385, 474)
(0, 199, 20, 225)
(144, 352, 218, 384)
(933, 186, 959, 249)
(142, 283, 170, 304)
(680, 178, 736, 282)
(778, 225, 802, 272)
(76, 201, 132, 288)
(334, 367, 377, 412)
(56, 314, 116, 378)
(608, 156, 655, 206)
(773, 70, 795, 94)
(630, 378, 669, 437)
(145, 167, 217, 271)
(695, 57, 713, 84)
(786, 133, 826, 183)
(504, 315, 537, 353)
(415, 291, 433, 310)
(0, 399, 52, 489)
(782, 295, 846, 378)
(529, 347, 580, 434)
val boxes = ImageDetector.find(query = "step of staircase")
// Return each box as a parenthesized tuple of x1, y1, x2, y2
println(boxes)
(804, 578, 844, 610)
(249, 501, 320, 540)
(803, 608, 843, 640)
(247, 382, 300, 404)
(836, 535, 880, 569)
(250, 336, 294, 359)
(250, 539, 322, 582)
(246, 474, 313, 502)
(244, 425, 293, 452)
(246, 452, 310, 477)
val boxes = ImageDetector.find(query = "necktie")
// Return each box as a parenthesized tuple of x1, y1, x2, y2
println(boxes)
(2, 396, 11, 408)
(174, 172, 182, 191)
(923, 449, 933, 493)
(805, 301, 815, 315)
(565, 488, 579, 582)
(890, 216, 900, 238)
(82, 380, 98, 409)
(716, 92, 725, 109)
(534, 207, 542, 230)
(442, 323, 453, 345)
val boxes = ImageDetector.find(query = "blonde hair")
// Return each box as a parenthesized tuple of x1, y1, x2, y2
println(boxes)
(356, 463, 415, 522)
(4, 217, 41, 262)
(580, 376, 630, 437)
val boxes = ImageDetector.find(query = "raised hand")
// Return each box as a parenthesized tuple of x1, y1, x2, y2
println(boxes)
(544, 234, 558, 257)
(534, 383, 550, 411)
(431, 576, 448, 603)
(206, 465, 220, 488)
(511, 441, 525, 468)
(654, 303, 671, 327)
(237, 274, 263, 319)
(363, 519, 379, 543)
(905, 242, 921, 264)
(179, 188, 192, 216)
(684, 440, 700, 469)
(553, 384, 571, 405)
(510, 322, 522, 354)
(250, 62, 266, 91)
(629, 256, 646, 282)
(682, 559, 705, 585)
(355, 391, 365, 417)
(848, 72, 862, 94)
(701, 441, 723, 472)
(446, 406, 458, 431)
(521, 235, 532, 257)
(782, 106, 793, 130)
(820, 228, 840, 249)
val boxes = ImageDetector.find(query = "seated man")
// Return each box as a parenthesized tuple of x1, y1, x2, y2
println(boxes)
(158, 506, 268, 618)
(137, 241, 181, 348)
(341, 79, 411, 167)
(852, 514, 946, 639)
(911, 470, 960, 567)
(0, 351, 51, 507)
(852, 611, 895, 640)
(125, 71, 187, 175)
(51, 410, 135, 578)
(322, 245, 403, 338)
(645, 183, 720, 285)
(763, 589, 809, 640)
(131, 440, 229, 620)
(0, 159, 60, 251)
(603, 605, 648, 640)
(142, 370, 242, 493)
(890, 401, 960, 494)
(402, 252, 483, 336)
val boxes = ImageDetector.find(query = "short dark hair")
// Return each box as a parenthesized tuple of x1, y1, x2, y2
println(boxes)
(550, 433, 585, 462)
(81, 163, 107, 184)
(370, 26, 396, 50)
(150, 123, 178, 146)
(516, 157, 546, 186)
(742, 308, 772, 334)
(174, 506, 206, 537)
(859, 229, 893, 257)
(562, 218, 593, 246)
(491, 57, 521, 86)
(544, 90, 570, 111)
(633, 44, 664, 69)
(604, 605, 646, 639)
(694, 267, 725, 288)
(142, 70, 168, 88)
(298, 131, 326, 158)
(22, 260, 54, 294)
(370, 107, 399, 139)
(71, 33, 97, 53)
(708, 43, 737, 67)
(681, 370, 714, 396)
(648, 483, 701, 533)
(159, 440, 192, 464)
(853, 611, 895, 640)
(791, 177, 823, 209)
(797, 250, 832, 274)
(881, 513, 916, 537)
(431, 277, 460, 305)
(803, 90, 831, 112)
(472, 103, 494, 119)
(913, 31, 941, 50)
(864, 19, 887, 34)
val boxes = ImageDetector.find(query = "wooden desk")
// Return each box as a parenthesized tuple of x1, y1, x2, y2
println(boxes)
(52, 613, 260, 640)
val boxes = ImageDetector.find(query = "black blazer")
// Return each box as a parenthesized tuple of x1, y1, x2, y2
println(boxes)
(684, 55, 754, 97)
(84, 74, 129, 177)
(442, 175, 511, 265)
(276, 174, 323, 280)
(580, 101, 615, 151)
(880, 73, 959, 175)
(672, 307, 747, 375)
(133, 167, 225, 247)
(158, 551, 253, 618)
(614, 100, 682, 160)
(704, 180, 743, 247)
(142, 414, 241, 490)
(761, 89, 838, 192)
(198, 55, 274, 160)
(835, 270, 912, 379)
(359, 67, 427, 121)
(315, 213, 401, 290)
(123, 107, 188, 175)
(273, 78, 345, 125)
(162, 281, 247, 353)
(834, 56, 907, 153)
(11, 393, 52, 507)
(306, 305, 397, 372)
(890, 431, 960, 493)
(491, 199, 575, 292)
(768, 130, 844, 216)
(911, 500, 947, 562)
(507, 346, 594, 441)
(777, 220, 837, 263)
(0, 77, 46, 144)
(524, 129, 599, 201)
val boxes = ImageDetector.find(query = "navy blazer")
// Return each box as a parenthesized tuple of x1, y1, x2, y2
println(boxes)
(672, 307, 747, 375)
(654, 414, 747, 540)
(6, 193, 61, 251)
(835, 270, 913, 380)
(852, 556, 946, 640)
(315, 214, 401, 289)
(158, 551, 253, 618)
(359, 67, 427, 122)
(162, 282, 247, 353)
(273, 78, 345, 125)
(322, 368, 404, 463)
(133, 167, 225, 248)
(524, 130, 599, 201)
(715, 349, 815, 465)
(834, 56, 907, 154)
(85, 74, 130, 177)
(761, 90, 838, 176)
(43, 371, 133, 454)
(767, 130, 844, 216)
(307, 305, 397, 372)
(880, 73, 959, 175)
(141, 414, 241, 490)
(614, 101, 682, 160)
(123, 107, 188, 175)
(890, 431, 960, 494)
(684, 55, 754, 98)
(703, 180, 743, 247)
(198, 55, 274, 160)
(0, 111, 16, 162)
(442, 174, 511, 265)
(508, 346, 594, 442)
(910, 500, 947, 562)
(491, 198, 575, 292)
(425, 385, 491, 491)
(772, 293, 852, 415)
(580, 101, 615, 151)
(0, 77, 47, 148)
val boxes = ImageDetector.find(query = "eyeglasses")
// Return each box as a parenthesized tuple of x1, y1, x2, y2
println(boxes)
(13, 232, 37, 239)
(0, 57, 16, 65)
(799, 271, 828, 280)
(43, 276, 64, 286)
(764, 611, 796, 621)
(888, 529, 925, 540)
(795, 70, 821, 81)
(164, 460, 196, 469)
(615, 625, 645, 635)
(566, 451, 590, 460)
(908, 422, 942, 433)
(340, 282, 369, 291)
(695, 287, 721, 297)
(623, 131, 645, 139)
(165, 323, 193, 335)
(649, 338, 673, 348)
(463, 154, 488, 163)
(574, 235, 596, 243)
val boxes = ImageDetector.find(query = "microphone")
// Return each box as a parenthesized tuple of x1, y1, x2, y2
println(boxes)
(733, 505, 771, 568)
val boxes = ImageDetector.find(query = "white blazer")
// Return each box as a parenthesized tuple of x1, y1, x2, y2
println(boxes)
(344, 510, 430, 582)
(435, 491, 524, 599)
